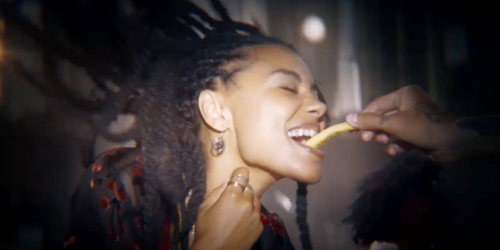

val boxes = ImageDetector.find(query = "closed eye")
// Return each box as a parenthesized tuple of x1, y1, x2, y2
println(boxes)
(280, 86, 298, 94)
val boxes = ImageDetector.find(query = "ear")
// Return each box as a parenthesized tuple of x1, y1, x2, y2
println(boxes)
(198, 89, 230, 132)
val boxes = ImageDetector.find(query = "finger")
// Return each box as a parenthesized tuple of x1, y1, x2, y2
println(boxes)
(360, 131, 389, 144)
(252, 195, 261, 212)
(386, 143, 403, 156)
(385, 140, 413, 156)
(199, 181, 229, 211)
(392, 139, 417, 152)
(347, 112, 405, 135)
(361, 131, 374, 141)
(242, 185, 255, 203)
(374, 133, 390, 144)
(223, 167, 250, 196)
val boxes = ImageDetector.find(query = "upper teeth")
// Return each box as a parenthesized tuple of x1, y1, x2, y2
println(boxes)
(287, 128, 318, 138)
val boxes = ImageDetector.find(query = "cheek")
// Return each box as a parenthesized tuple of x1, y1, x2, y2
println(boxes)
(230, 93, 322, 182)
(233, 96, 290, 152)
(232, 94, 291, 156)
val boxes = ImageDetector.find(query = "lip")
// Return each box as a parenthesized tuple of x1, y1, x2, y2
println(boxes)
(297, 142, 325, 159)
(286, 122, 324, 159)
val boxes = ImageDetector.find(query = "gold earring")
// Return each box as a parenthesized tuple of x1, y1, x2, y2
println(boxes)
(211, 131, 226, 156)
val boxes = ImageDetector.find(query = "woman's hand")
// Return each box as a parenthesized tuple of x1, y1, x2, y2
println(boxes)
(191, 167, 263, 250)
(345, 85, 462, 162)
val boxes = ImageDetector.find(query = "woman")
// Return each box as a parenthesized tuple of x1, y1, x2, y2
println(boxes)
(64, 1, 327, 250)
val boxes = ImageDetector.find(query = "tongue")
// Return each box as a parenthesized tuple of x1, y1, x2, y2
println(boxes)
(294, 136, 311, 142)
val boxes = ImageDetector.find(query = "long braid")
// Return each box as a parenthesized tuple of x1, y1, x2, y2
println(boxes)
(293, 84, 331, 250)
(296, 183, 313, 250)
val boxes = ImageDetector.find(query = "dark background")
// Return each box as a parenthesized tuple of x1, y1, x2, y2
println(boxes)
(1, 0, 499, 249)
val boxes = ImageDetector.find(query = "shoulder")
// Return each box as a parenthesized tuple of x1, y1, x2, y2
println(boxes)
(64, 147, 146, 249)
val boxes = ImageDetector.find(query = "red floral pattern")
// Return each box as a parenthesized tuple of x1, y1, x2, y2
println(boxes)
(136, 155, 143, 163)
(131, 165, 144, 177)
(100, 197, 110, 210)
(261, 210, 285, 245)
(94, 147, 129, 162)
(135, 216, 142, 228)
(159, 217, 170, 250)
(117, 226, 125, 236)
(66, 147, 145, 249)
(107, 179, 116, 190)
(92, 162, 102, 172)
(109, 231, 117, 241)
(62, 236, 76, 249)
(67, 147, 293, 250)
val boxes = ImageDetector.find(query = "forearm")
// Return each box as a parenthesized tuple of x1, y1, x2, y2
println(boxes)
(447, 115, 500, 156)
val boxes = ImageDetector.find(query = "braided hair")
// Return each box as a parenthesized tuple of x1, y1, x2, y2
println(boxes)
(126, 1, 327, 249)
(3, 0, 325, 249)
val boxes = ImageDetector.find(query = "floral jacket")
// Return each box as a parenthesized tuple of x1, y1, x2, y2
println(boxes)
(64, 147, 295, 250)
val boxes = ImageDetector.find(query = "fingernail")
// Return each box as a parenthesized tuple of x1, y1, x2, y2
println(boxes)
(347, 113, 358, 124)
(377, 134, 389, 144)
(388, 148, 396, 156)
(362, 132, 373, 141)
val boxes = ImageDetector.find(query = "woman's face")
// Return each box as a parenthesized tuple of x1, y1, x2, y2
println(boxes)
(214, 44, 328, 183)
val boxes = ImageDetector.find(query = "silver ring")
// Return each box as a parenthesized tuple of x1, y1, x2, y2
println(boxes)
(244, 185, 254, 194)
(229, 173, 249, 187)
(231, 173, 248, 182)
(228, 181, 246, 191)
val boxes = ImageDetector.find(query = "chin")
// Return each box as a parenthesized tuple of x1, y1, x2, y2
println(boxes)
(293, 167, 322, 184)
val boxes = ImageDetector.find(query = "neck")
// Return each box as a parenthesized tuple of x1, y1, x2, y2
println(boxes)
(204, 153, 278, 198)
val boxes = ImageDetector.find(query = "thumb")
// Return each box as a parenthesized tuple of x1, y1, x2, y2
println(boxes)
(346, 112, 401, 134)
(198, 180, 228, 213)
(199, 167, 250, 211)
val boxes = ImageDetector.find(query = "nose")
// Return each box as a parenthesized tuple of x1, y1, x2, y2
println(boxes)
(306, 98, 328, 119)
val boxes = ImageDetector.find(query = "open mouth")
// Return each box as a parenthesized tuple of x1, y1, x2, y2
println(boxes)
(287, 126, 324, 159)
(287, 128, 318, 144)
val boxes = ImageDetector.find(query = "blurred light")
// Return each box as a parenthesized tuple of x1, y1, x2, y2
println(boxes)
(0, 39, 3, 61)
(302, 15, 326, 44)
(0, 17, 5, 34)
(274, 190, 293, 212)
(0, 18, 4, 60)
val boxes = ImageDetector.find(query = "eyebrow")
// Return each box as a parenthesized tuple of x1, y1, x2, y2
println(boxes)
(269, 69, 302, 82)
(269, 69, 319, 90)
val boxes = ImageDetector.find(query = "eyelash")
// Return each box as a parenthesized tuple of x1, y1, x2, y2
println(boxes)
(280, 86, 298, 94)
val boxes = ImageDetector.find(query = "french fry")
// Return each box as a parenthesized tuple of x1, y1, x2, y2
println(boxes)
(305, 122, 355, 148)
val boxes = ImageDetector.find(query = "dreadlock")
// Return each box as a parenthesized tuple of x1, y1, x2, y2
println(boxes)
(293, 84, 330, 250)
(1, 0, 320, 249)
(122, 1, 321, 249)
(342, 150, 449, 247)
